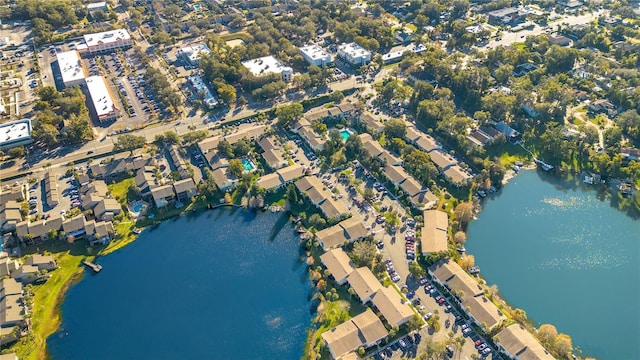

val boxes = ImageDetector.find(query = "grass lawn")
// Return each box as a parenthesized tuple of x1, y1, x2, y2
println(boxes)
(484, 141, 533, 166)
(99, 220, 137, 255)
(10, 241, 96, 360)
(108, 177, 137, 204)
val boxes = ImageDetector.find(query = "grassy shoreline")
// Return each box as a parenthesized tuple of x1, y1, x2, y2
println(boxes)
(10, 242, 94, 360)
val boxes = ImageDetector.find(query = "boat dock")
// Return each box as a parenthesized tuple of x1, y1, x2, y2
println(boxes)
(82, 260, 102, 273)
(534, 158, 554, 171)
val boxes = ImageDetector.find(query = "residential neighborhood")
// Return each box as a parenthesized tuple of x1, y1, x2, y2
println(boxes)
(0, 0, 638, 358)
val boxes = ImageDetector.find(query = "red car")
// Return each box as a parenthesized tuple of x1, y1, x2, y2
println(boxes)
(475, 339, 483, 347)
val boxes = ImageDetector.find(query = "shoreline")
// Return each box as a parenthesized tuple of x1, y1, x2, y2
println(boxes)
(16, 165, 632, 359)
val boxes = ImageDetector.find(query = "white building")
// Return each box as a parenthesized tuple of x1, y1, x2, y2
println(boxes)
(85, 76, 120, 124)
(188, 75, 218, 109)
(82, 29, 133, 54)
(337, 42, 371, 66)
(56, 50, 87, 88)
(382, 50, 404, 64)
(179, 43, 211, 65)
(0, 119, 32, 151)
(241, 56, 293, 82)
(299, 44, 332, 67)
(86, 1, 108, 13)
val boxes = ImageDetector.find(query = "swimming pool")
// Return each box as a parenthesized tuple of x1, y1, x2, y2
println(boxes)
(340, 129, 352, 142)
(133, 204, 144, 212)
(242, 158, 255, 172)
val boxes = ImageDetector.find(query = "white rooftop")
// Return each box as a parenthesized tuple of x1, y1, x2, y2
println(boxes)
(180, 43, 211, 62)
(86, 2, 107, 10)
(242, 56, 291, 77)
(56, 50, 85, 85)
(299, 44, 331, 61)
(84, 29, 131, 48)
(85, 76, 117, 118)
(338, 42, 371, 58)
(382, 50, 404, 62)
(0, 119, 31, 146)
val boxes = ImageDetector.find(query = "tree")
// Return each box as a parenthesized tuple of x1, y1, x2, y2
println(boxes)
(409, 262, 425, 278)
(350, 240, 378, 268)
(183, 130, 208, 145)
(537, 324, 558, 346)
(459, 255, 475, 271)
(407, 314, 423, 332)
(553, 333, 573, 356)
(113, 134, 146, 153)
(454, 202, 474, 228)
(214, 82, 237, 104)
(454, 231, 467, 245)
(308, 213, 326, 229)
(617, 109, 640, 141)
(417, 337, 447, 360)
(232, 138, 251, 157)
(217, 139, 233, 157)
(34, 123, 59, 146)
(286, 184, 299, 204)
(384, 118, 407, 139)
(228, 159, 244, 178)
(275, 103, 303, 127)
(155, 131, 180, 146)
(603, 127, 623, 149)
(545, 46, 579, 74)
(7, 146, 25, 158)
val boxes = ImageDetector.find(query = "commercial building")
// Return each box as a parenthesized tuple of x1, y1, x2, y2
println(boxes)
(241, 56, 293, 82)
(187, 75, 218, 108)
(487, 7, 527, 26)
(82, 29, 133, 54)
(0, 119, 32, 151)
(85, 75, 120, 124)
(179, 43, 211, 65)
(299, 44, 332, 67)
(337, 43, 371, 66)
(86, 1, 108, 13)
(56, 50, 87, 88)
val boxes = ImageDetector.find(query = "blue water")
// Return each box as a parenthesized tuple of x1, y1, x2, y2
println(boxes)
(47, 209, 312, 360)
(132, 204, 143, 212)
(242, 158, 255, 171)
(340, 129, 351, 142)
(467, 171, 640, 359)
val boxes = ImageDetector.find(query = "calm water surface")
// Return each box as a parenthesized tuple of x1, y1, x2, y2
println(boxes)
(467, 170, 640, 359)
(47, 209, 312, 360)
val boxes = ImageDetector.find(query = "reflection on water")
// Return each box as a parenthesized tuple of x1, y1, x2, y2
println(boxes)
(468, 170, 639, 359)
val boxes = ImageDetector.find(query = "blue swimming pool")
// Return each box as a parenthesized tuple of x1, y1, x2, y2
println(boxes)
(242, 158, 255, 172)
(133, 204, 143, 212)
(340, 129, 352, 142)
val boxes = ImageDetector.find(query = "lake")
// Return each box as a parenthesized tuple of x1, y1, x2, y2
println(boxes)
(467, 170, 640, 359)
(47, 209, 312, 360)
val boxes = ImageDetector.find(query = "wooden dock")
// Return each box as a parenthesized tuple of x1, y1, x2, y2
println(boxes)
(82, 260, 102, 273)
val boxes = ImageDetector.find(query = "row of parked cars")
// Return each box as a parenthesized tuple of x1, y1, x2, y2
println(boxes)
(385, 258, 401, 282)
(424, 281, 495, 358)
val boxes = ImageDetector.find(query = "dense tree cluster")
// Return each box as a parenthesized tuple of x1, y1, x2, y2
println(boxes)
(31, 87, 93, 146)
(143, 68, 182, 114)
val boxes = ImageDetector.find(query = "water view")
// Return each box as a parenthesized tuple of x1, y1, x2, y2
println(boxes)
(467, 170, 640, 359)
(47, 209, 312, 360)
